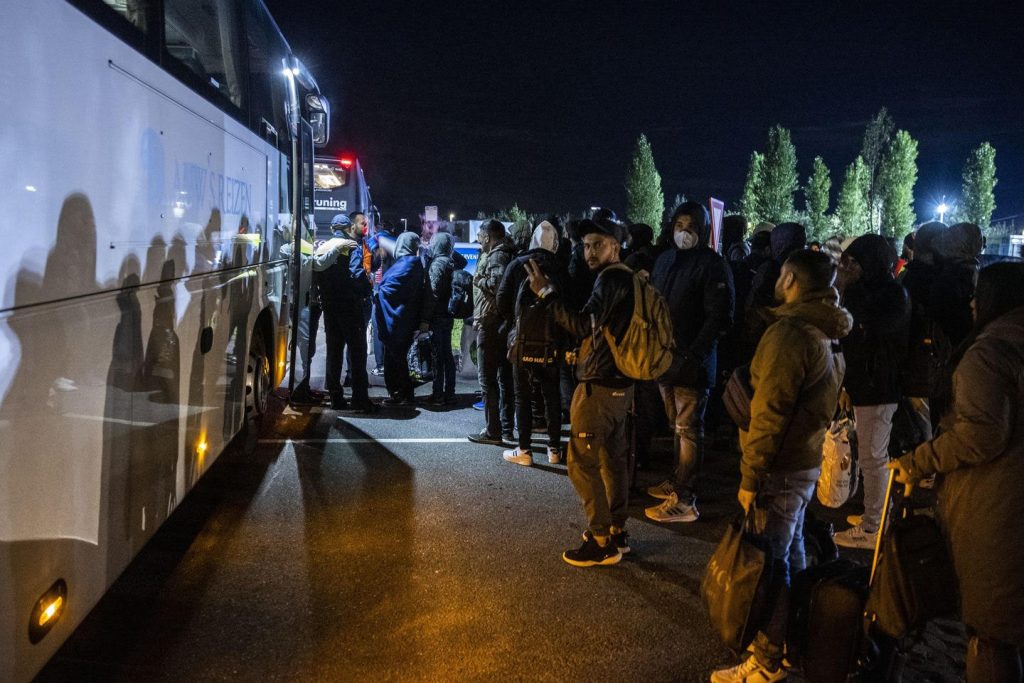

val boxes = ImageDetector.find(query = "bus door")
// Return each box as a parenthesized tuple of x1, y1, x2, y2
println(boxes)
(287, 119, 314, 392)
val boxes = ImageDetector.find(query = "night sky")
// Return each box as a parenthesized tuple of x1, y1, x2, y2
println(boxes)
(265, 0, 1024, 225)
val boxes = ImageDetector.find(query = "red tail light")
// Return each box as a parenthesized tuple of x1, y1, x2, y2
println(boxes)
(339, 156, 354, 169)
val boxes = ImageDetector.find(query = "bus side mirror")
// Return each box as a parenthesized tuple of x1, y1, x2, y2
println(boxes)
(310, 111, 328, 147)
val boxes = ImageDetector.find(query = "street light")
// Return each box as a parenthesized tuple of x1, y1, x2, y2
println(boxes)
(449, 213, 455, 223)
(937, 202, 949, 223)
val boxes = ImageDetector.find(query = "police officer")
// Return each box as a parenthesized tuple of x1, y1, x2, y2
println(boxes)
(313, 214, 378, 413)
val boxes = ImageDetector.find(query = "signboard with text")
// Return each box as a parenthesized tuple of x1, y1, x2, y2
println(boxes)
(708, 197, 725, 253)
(424, 205, 438, 222)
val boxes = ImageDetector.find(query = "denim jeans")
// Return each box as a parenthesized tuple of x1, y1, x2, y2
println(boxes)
(853, 403, 897, 532)
(477, 322, 514, 437)
(370, 298, 385, 369)
(658, 384, 709, 499)
(430, 316, 456, 400)
(752, 467, 820, 670)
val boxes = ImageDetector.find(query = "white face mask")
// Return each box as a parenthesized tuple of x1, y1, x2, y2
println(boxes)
(674, 230, 698, 250)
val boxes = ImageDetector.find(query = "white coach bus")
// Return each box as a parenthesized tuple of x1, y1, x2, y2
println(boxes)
(0, 1, 328, 679)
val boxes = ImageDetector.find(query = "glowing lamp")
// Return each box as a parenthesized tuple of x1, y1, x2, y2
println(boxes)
(29, 580, 67, 643)
(339, 156, 354, 169)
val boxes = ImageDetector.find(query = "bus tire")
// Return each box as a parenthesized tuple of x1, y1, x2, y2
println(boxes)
(242, 325, 271, 452)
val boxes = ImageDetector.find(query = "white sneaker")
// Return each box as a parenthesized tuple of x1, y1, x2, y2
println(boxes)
(846, 514, 863, 527)
(646, 479, 675, 500)
(645, 492, 699, 523)
(547, 447, 560, 464)
(834, 524, 878, 550)
(502, 447, 533, 467)
(710, 655, 787, 683)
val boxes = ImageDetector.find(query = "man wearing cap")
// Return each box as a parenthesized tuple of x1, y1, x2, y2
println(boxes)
(525, 217, 635, 567)
(312, 214, 378, 412)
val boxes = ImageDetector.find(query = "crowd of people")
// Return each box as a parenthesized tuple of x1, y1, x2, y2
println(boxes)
(288, 205, 1024, 683)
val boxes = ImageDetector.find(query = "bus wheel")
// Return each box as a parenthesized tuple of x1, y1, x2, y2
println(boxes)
(242, 327, 271, 451)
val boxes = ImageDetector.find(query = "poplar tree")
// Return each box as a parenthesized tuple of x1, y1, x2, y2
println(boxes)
(860, 107, 895, 232)
(804, 156, 832, 241)
(740, 151, 765, 226)
(760, 125, 799, 223)
(836, 156, 870, 236)
(624, 133, 665, 229)
(957, 142, 997, 230)
(878, 130, 919, 238)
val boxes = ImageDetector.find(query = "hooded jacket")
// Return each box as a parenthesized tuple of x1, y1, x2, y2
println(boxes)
(740, 288, 853, 489)
(473, 237, 516, 326)
(425, 233, 467, 321)
(747, 222, 807, 311)
(898, 306, 1024, 645)
(497, 225, 568, 350)
(374, 232, 425, 343)
(930, 222, 983, 350)
(651, 214, 735, 390)
(840, 234, 910, 405)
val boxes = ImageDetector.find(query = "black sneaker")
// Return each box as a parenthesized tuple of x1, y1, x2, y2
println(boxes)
(501, 432, 517, 446)
(562, 535, 622, 567)
(467, 429, 504, 446)
(348, 400, 380, 414)
(329, 395, 350, 410)
(382, 395, 415, 407)
(582, 529, 631, 555)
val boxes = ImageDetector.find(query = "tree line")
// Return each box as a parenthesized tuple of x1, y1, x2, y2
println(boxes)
(624, 107, 999, 243)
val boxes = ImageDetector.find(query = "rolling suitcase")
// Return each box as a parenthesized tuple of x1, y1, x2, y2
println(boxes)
(789, 470, 904, 683)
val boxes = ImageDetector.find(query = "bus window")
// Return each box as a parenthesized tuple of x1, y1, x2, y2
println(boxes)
(245, 0, 291, 143)
(313, 163, 347, 190)
(163, 0, 247, 108)
(101, 0, 150, 32)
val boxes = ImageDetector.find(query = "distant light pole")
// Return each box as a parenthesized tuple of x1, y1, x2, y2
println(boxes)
(937, 202, 949, 223)
(449, 213, 455, 223)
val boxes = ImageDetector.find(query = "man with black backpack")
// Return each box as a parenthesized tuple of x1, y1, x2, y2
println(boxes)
(711, 249, 852, 683)
(524, 217, 636, 567)
(497, 218, 567, 465)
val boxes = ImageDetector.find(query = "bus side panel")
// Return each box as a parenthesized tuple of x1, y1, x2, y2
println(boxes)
(0, 1, 281, 679)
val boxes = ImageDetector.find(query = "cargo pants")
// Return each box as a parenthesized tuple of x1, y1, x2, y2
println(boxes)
(567, 382, 633, 538)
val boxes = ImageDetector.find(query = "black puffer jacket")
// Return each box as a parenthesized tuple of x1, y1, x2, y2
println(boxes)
(545, 263, 634, 386)
(841, 235, 910, 405)
(651, 222, 734, 390)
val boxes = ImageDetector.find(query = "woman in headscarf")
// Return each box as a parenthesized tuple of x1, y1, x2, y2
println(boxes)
(891, 262, 1024, 682)
(375, 232, 426, 405)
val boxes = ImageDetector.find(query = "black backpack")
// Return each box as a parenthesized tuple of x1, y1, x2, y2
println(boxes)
(448, 269, 474, 319)
(508, 277, 560, 366)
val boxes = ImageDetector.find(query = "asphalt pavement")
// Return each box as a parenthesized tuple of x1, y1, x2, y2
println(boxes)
(37, 360, 965, 682)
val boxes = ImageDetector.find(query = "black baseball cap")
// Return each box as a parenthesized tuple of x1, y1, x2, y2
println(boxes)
(577, 217, 625, 243)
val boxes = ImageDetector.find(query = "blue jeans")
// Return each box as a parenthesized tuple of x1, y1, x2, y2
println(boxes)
(430, 316, 456, 400)
(752, 467, 820, 669)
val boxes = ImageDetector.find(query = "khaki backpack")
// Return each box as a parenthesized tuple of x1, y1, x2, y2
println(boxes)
(595, 263, 675, 380)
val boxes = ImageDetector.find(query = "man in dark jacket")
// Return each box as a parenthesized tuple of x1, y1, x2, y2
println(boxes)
(525, 218, 635, 567)
(467, 220, 517, 445)
(898, 221, 947, 437)
(645, 202, 735, 523)
(425, 232, 464, 405)
(496, 219, 567, 465)
(834, 234, 910, 549)
(713, 249, 852, 683)
(375, 232, 427, 405)
(314, 214, 377, 412)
